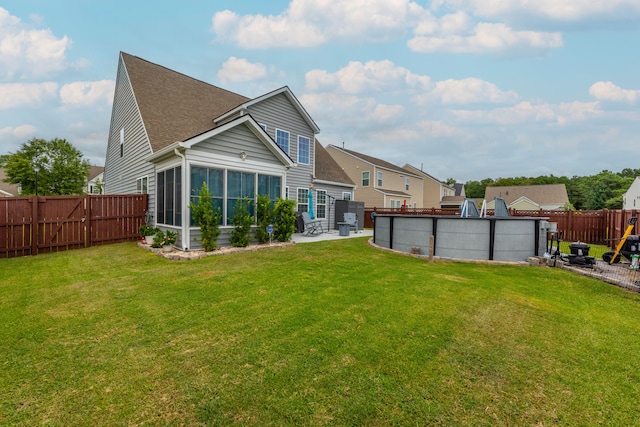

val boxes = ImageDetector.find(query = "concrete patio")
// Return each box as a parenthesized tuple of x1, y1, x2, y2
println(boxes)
(291, 228, 373, 244)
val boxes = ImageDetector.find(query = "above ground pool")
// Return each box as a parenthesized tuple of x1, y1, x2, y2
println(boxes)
(373, 214, 552, 262)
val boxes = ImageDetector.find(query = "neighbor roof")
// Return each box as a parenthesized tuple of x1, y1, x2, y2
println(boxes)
(314, 140, 354, 186)
(121, 52, 249, 153)
(328, 145, 420, 177)
(484, 184, 569, 205)
(88, 166, 104, 180)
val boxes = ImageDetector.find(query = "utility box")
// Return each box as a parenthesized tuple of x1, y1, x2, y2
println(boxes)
(338, 222, 350, 236)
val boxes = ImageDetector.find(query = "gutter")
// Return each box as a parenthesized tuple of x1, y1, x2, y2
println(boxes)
(173, 145, 188, 251)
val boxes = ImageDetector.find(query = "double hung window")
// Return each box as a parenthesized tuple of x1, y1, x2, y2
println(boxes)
(298, 136, 310, 164)
(276, 129, 290, 154)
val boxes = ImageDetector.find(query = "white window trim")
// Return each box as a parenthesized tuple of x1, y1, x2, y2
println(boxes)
(316, 189, 327, 219)
(297, 135, 310, 165)
(275, 128, 290, 155)
(136, 175, 149, 194)
(119, 128, 124, 157)
(377, 171, 383, 187)
(362, 171, 370, 187)
(297, 187, 309, 212)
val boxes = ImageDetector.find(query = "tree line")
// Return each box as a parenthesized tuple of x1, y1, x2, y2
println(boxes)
(459, 169, 640, 210)
(0, 138, 91, 196)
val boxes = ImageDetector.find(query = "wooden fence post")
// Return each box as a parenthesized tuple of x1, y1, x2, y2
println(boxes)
(31, 196, 38, 256)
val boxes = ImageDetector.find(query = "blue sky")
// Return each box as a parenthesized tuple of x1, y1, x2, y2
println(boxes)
(1, 0, 639, 182)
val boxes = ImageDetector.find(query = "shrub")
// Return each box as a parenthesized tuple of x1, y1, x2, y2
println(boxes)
(230, 197, 254, 247)
(273, 198, 296, 242)
(150, 230, 178, 248)
(139, 224, 158, 237)
(255, 194, 274, 244)
(189, 182, 221, 251)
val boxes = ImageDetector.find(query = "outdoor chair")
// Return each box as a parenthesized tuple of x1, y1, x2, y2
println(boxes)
(301, 212, 324, 236)
(344, 212, 358, 232)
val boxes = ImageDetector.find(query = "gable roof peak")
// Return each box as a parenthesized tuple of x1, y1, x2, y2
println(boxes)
(119, 52, 250, 153)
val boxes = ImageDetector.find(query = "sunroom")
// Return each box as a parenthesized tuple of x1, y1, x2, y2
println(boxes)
(146, 115, 294, 251)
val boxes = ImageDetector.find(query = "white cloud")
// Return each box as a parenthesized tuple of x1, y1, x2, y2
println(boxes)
(59, 80, 115, 107)
(589, 81, 640, 104)
(0, 124, 37, 139)
(414, 78, 519, 105)
(0, 7, 72, 79)
(451, 100, 601, 125)
(416, 120, 461, 137)
(432, 0, 640, 22)
(371, 104, 405, 122)
(0, 82, 58, 109)
(408, 22, 562, 55)
(217, 57, 267, 83)
(305, 60, 431, 94)
(212, 0, 426, 48)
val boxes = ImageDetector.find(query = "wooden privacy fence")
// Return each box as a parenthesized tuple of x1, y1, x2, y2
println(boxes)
(0, 194, 148, 258)
(364, 208, 639, 247)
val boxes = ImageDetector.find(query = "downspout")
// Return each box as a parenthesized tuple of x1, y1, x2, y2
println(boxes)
(174, 145, 188, 251)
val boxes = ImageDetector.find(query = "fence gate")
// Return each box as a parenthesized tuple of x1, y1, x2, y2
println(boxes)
(0, 194, 147, 259)
(36, 196, 86, 254)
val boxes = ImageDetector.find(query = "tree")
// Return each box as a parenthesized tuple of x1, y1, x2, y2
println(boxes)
(3, 138, 91, 195)
(272, 198, 297, 242)
(229, 197, 253, 247)
(189, 182, 221, 251)
(255, 194, 274, 244)
(444, 178, 457, 186)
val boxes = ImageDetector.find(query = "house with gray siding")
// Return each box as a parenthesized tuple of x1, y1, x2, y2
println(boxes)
(104, 52, 353, 250)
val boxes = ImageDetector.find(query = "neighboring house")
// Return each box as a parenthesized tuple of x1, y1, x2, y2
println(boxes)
(402, 164, 456, 209)
(103, 52, 353, 250)
(325, 145, 424, 208)
(85, 166, 105, 194)
(440, 183, 465, 209)
(623, 177, 640, 210)
(0, 168, 20, 197)
(484, 184, 569, 211)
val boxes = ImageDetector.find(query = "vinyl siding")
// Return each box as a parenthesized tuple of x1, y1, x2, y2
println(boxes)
(245, 93, 315, 197)
(191, 125, 283, 168)
(325, 147, 382, 207)
(104, 54, 156, 218)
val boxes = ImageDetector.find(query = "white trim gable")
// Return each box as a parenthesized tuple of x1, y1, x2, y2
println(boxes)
(146, 114, 294, 168)
(214, 86, 320, 134)
(509, 196, 541, 209)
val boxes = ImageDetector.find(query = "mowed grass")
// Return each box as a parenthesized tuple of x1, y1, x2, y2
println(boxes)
(2, 239, 640, 426)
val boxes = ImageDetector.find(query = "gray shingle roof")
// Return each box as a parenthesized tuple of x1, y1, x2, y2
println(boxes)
(329, 145, 419, 176)
(314, 140, 354, 186)
(122, 52, 249, 153)
(484, 184, 569, 205)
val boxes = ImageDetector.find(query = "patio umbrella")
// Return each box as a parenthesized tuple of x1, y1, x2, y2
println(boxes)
(308, 190, 315, 219)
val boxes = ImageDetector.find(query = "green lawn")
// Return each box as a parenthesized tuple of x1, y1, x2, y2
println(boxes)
(2, 238, 640, 426)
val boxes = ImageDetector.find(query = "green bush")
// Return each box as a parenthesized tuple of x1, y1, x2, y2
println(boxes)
(273, 198, 296, 242)
(189, 182, 221, 251)
(230, 197, 254, 247)
(255, 194, 274, 244)
(139, 224, 158, 237)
